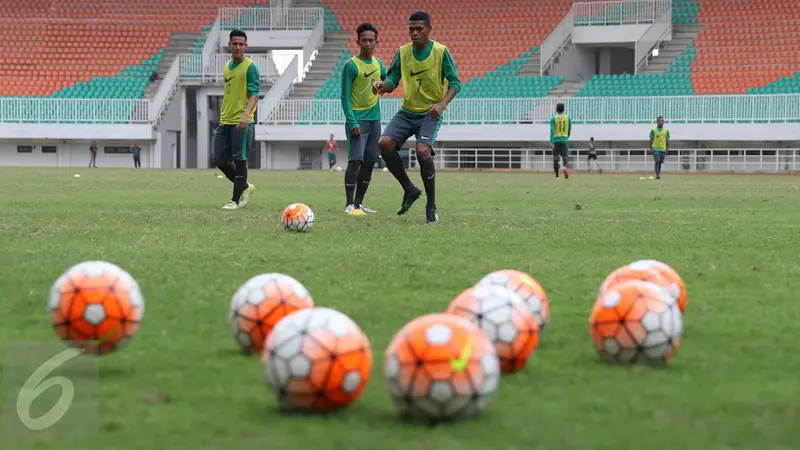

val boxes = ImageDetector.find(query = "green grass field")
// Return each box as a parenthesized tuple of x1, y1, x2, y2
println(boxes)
(1, 168, 800, 449)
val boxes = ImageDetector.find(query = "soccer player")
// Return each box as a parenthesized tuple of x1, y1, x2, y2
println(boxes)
(341, 23, 386, 216)
(372, 11, 461, 224)
(326, 134, 338, 170)
(649, 116, 669, 179)
(550, 102, 571, 180)
(587, 137, 601, 173)
(212, 29, 259, 210)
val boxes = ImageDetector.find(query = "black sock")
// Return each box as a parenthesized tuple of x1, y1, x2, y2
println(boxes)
(553, 160, 560, 177)
(344, 160, 360, 206)
(232, 160, 248, 203)
(354, 161, 374, 206)
(382, 150, 414, 191)
(216, 160, 236, 182)
(419, 157, 436, 210)
(656, 162, 662, 176)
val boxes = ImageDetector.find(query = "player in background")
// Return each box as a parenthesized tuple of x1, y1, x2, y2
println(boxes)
(212, 29, 259, 210)
(341, 23, 386, 216)
(372, 11, 461, 224)
(649, 116, 669, 179)
(587, 137, 601, 173)
(326, 134, 338, 170)
(550, 102, 571, 180)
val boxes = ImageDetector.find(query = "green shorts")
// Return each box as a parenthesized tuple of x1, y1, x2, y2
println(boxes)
(552, 142, 569, 158)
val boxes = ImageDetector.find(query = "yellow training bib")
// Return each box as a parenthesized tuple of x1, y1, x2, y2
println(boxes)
(350, 56, 382, 111)
(220, 57, 255, 125)
(554, 114, 570, 138)
(651, 127, 668, 150)
(400, 41, 448, 113)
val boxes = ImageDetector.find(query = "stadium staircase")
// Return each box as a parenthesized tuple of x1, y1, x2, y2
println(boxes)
(639, 23, 703, 74)
(143, 33, 202, 99)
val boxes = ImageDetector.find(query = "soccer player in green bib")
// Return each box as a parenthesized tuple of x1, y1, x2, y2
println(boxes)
(550, 102, 571, 180)
(372, 11, 461, 224)
(649, 116, 669, 179)
(212, 29, 259, 210)
(341, 23, 387, 216)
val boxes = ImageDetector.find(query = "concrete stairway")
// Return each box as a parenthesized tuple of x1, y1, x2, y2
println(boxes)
(143, 33, 201, 99)
(288, 31, 351, 99)
(518, 51, 542, 77)
(640, 23, 703, 74)
(547, 80, 586, 98)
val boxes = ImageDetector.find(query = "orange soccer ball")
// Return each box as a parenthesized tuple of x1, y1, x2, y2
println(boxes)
(282, 203, 315, 232)
(229, 273, 314, 354)
(446, 285, 539, 373)
(476, 269, 551, 332)
(629, 260, 687, 312)
(589, 280, 683, 365)
(48, 261, 145, 355)
(599, 264, 678, 308)
(384, 313, 500, 423)
(262, 307, 372, 412)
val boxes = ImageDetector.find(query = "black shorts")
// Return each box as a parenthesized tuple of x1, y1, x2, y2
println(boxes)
(213, 123, 254, 161)
(552, 142, 569, 158)
(588, 153, 597, 160)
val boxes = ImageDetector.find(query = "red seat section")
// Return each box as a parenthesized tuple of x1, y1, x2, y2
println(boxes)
(692, 0, 800, 94)
(0, 0, 261, 97)
(321, 0, 573, 96)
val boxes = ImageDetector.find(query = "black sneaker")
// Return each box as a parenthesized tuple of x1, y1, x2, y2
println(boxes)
(426, 209, 440, 224)
(397, 187, 422, 216)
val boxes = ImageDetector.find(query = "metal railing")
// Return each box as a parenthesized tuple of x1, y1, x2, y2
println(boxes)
(260, 95, 800, 125)
(178, 53, 282, 83)
(0, 98, 150, 124)
(573, 0, 672, 26)
(422, 148, 800, 173)
(540, 10, 574, 76)
(217, 7, 323, 30)
(634, 5, 672, 73)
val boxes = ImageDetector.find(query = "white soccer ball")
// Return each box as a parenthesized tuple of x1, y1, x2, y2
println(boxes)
(335, 166, 342, 172)
(476, 270, 551, 332)
(281, 203, 315, 232)
(382, 167, 388, 172)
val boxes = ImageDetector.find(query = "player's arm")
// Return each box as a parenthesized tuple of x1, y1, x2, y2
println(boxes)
(242, 64, 261, 125)
(379, 57, 388, 81)
(665, 130, 670, 152)
(649, 130, 654, 152)
(340, 60, 360, 133)
(567, 116, 572, 138)
(438, 49, 461, 107)
(375, 50, 400, 94)
(549, 116, 555, 145)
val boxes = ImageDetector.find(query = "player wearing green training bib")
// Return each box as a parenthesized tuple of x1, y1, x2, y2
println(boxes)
(649, 116, 669, 180)
(212, 29, 260, 210)
(372, 11, 461, 225)
(341, 23, 387, 216)
(549, 102, 572, 180)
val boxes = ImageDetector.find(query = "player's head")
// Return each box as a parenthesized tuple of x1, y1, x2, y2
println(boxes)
(329, 133, 334, 139)
(356, 23, 379, 57)
(229, 30, 248, 61)
(408, 11, 431, 45)
(657, 116, 664, 127)
(590, 137, 594, 142)
(556, 103, 565, 114)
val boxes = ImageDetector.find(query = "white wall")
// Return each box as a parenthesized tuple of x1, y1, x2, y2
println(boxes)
(223, 31, 311, 51)
(572, 24, 650, 45)
(552, 45, 596, 81)
(0, 142, 151, 168)
(0, 124, 153, 141)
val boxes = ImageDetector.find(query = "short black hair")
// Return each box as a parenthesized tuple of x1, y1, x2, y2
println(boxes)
(356, 22, 378, 39)
(556, 103, 565, 113)
(657, 115, 664, 120)
(409, 11, 431, 26)
(590, 137, 594, 141)
(229, 29, 247, 41)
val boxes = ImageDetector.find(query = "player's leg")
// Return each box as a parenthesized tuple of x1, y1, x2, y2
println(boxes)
(230, 124, 256, 207)
(344, 125, 366, 214)
(587, 155, 591, 172)
(354, 120, 380, 213)
(379, 111, 421, 215)
(560, 144, 570, 179)
(212, 124, 236, 183)
(552, 145, 560, 179)
(415, 114, 443, 224)
(655, 151, 664, 179)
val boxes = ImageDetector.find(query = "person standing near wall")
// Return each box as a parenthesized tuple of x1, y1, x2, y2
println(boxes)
(89, 140, 98, 168)
(131, 143, 141, 168)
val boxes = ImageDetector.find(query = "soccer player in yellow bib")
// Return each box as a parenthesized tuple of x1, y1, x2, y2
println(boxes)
(372, 11, 461, 224)
(212, 30, 259, 210)
(649, 116, 669, 179)
(341, 23, 387, 216)
(550, 102, 571, 180)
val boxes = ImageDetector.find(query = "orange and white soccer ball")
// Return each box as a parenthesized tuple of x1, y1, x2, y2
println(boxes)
(446, 285, 539, 373)
(476, 269, 550, 332)
(48, 261, 145, 355)
(229, 273, 314, 354)
(630, 260, 686, 312)
(599, 264, 677, 308)
(589, 280, 682, 364)
(282, 203, 314, 232)
(384, 313, 500, 423)
(262, 307, 372, 412)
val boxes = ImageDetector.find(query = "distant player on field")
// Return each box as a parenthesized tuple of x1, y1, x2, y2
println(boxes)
(341, 22, 386, 216)
(372, 11, 461, 224)
(550, 102, 571, 180)
(587, 137, 601, 173)
(649, 116, 669, 180)
(212, 29, 259, 210)
(327, 134, 338, 170)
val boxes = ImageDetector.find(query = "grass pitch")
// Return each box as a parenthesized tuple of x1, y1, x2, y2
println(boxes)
(1, 168, 799, 449)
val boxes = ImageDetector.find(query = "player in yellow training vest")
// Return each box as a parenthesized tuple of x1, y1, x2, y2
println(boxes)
(372, 10, 461, 224)
(649, 116, 670, 180)
(212, 29, 260, 210)
(340, 23, 387, 216)
(550, 102, 572, 180)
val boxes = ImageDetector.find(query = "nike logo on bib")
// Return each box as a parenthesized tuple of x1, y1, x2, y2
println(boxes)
(224, 76, 235, 83)
(410, 69, 430, 76)
(363, 69, 377, 78)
